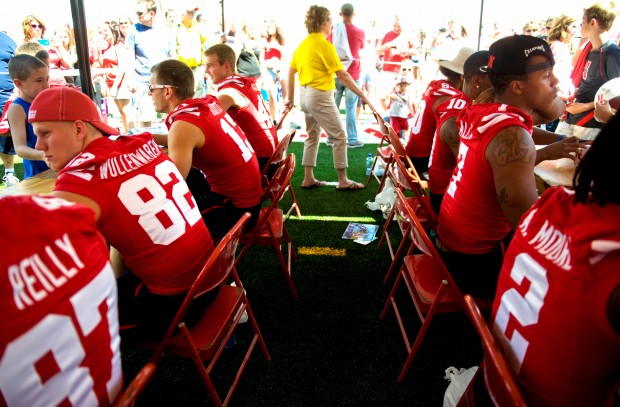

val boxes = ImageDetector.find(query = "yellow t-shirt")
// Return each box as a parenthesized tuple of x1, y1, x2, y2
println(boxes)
(176, 23, 207, 68)
(290, 33, 344, 91)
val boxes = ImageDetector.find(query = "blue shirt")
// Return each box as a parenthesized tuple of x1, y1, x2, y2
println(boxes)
(126, 23, 172, 83)
(11, 98, 49, 178)
(0, 32, 16, 110)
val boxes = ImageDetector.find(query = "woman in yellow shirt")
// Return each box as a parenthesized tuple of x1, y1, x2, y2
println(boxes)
(286, 5, 375, 190)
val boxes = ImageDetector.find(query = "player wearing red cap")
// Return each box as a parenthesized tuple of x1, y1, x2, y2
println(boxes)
(30, 86, 215, 342)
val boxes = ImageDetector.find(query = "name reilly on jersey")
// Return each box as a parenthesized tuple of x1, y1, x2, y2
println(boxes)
(8, 233, 85, 310)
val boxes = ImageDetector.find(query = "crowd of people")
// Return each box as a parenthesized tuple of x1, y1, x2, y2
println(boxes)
(0, 0, 619, 405)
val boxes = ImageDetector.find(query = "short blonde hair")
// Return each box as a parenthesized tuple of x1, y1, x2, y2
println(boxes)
(584, 1, 617, 31)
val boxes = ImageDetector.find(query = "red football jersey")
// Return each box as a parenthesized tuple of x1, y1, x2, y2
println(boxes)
(428, 92, 467, 195)
(0, 195, 122, 406)
(54, 133, 214, 295)
(437, 103, 533, 254)
(165, 96, 262, 209)
(405, 79, 460, 158)
(218, 75, 277, 159)
(491, 187, 620, 407)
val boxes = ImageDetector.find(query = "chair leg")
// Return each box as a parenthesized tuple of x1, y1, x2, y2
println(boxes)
(267, 226, 298, 299)
(377, 203, 396, 250)
(285, 186, 302, 220)
(397, 280, 448, 383)
(383, 223, 413, 283)
(381, 266, 405, 319)
(366, 155, 381, 184)
(178, 322, 224, 407)
(243, 298, 271, 361)
(375, 156, 393, 195)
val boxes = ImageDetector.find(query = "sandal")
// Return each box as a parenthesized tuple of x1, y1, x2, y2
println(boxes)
(301, 180, 327, 189)
(336, 181, 365, 191)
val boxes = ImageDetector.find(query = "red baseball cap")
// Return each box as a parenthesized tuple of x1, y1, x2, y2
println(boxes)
(28, 87, 120, 136)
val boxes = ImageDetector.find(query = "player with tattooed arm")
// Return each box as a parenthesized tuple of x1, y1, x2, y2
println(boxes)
(436, 35, 580, 300)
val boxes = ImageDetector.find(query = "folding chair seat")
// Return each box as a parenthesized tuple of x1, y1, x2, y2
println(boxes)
(459, 295, 527, 407)
(113, 362, 157, 407)
(236, 154, 298, 299)
(380, 189, 491, 383)
(260, 129, 301, 220)
(378, 147, 438, 282)
(143, 213, 270, 407)
(366, 109, 393, 192)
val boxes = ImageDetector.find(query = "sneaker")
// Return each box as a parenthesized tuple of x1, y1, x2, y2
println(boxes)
(290, 121, 302, 130)
(2, 173, 19, 187)
(347, 141, 364, 148)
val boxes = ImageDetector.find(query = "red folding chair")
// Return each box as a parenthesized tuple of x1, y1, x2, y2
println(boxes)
(380, 189, 491, 383)
(460, 295, 527, 407)
(235, 154, 299, 299)
(384, 122, 427, 189)
(145, 213, 270, 407)
(366, 109, 392, 192)
(379, 151, 438, 282)
(260, 129, 301, 220)
(113, 362, 157, 407)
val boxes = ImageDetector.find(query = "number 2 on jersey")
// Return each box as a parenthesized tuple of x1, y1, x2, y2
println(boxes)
(493, 253, 549, 372)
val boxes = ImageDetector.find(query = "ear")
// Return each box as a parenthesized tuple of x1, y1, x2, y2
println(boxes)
(508, 78, 526, 95)
(74, 120, 88, 141)
(13, 78, 22, 89)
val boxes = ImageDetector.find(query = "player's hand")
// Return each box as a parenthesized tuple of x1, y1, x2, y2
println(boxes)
(538, 136, 581, 161)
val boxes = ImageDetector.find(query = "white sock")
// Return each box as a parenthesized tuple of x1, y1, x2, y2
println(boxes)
(4, 168, 14, 174)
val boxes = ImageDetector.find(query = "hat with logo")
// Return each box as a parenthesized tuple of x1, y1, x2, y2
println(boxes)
(396, 76, 410, 85)
(28, 87, 120, 136)
(487, 35, 554, 75)
(433, 46, 476, 75)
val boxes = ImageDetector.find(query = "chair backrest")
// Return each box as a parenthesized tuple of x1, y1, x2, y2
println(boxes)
(151, 212, 252, 362)
(384, 122, 423, 180)
(261, 153, 295, 205)
(394, 188, 459, 291)
(391, 152, 437, 225)
(372, 109, 389, 137)
(274, 106, 290, 133)
(113, 362, 157, 407)
(463, 295, 527, 407)
(260, 129, 295, 178)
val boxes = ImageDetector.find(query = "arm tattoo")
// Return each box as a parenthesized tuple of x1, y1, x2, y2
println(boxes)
(488, 127, 535, 167)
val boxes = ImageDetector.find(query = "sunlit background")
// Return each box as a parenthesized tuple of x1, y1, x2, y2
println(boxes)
(3, 0, 589, 50)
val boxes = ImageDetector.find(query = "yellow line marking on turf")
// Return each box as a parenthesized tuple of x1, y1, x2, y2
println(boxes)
(298, 247, 346, 256)
(292, 215, 377, 223)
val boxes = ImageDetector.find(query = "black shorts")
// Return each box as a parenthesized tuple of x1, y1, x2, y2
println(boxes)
(117, 271, 219, 344)
(186, 167, 260, 241)
(0, 136, 15, 155)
